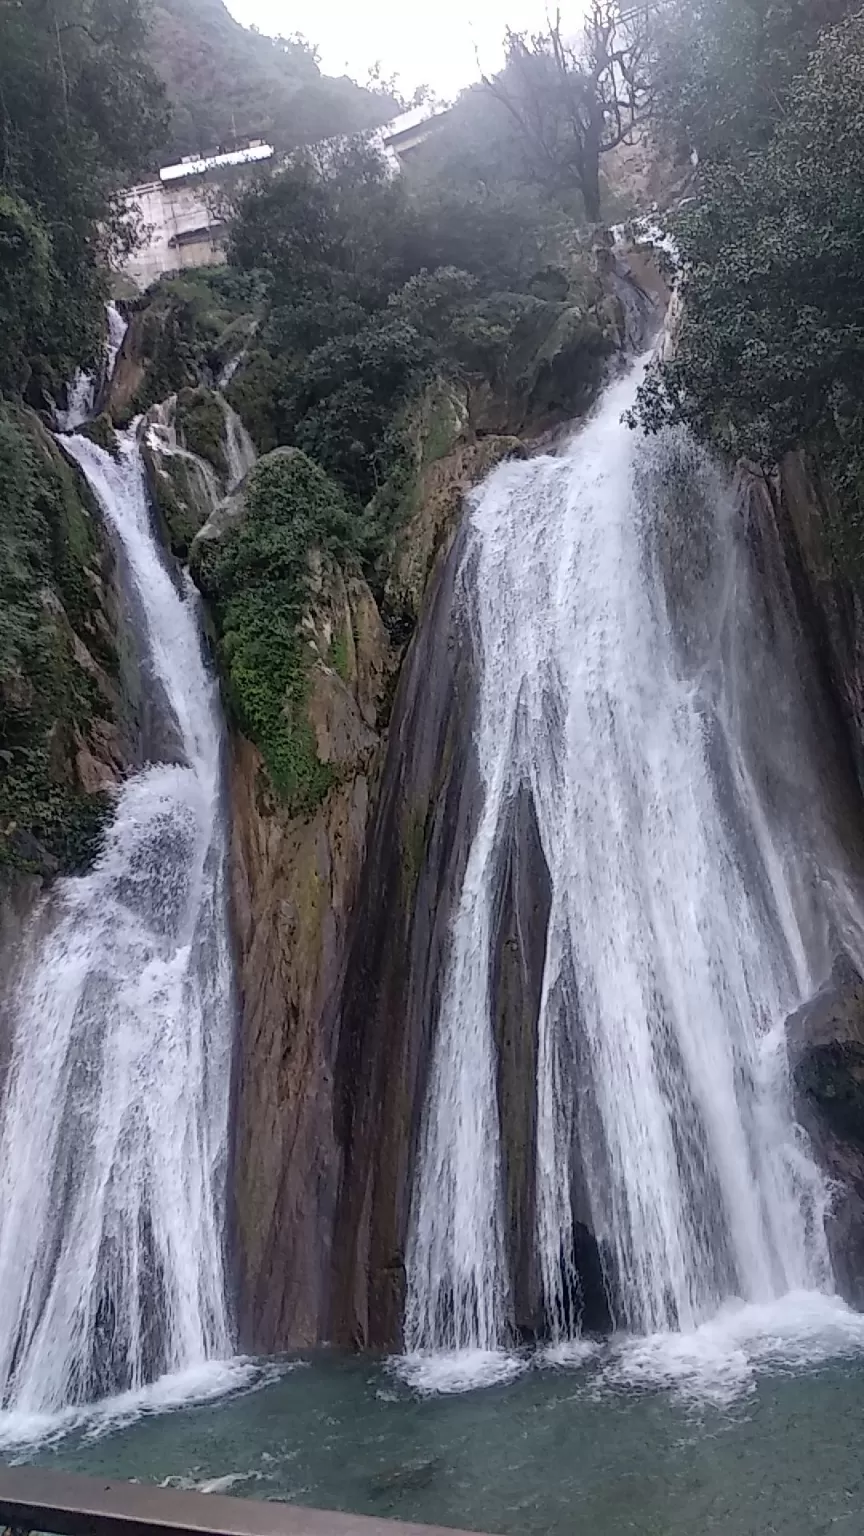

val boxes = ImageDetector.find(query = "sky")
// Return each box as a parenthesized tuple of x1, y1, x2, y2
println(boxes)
(224, 0, 561, 101)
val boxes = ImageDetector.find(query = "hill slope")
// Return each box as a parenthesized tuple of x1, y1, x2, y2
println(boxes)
(147, 0, 396, 163)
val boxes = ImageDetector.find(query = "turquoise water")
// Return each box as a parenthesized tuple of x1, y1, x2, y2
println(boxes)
(8, 1336, 864, 1535)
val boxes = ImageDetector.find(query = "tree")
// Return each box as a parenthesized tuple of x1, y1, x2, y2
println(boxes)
(228, 134, 599, 498)
(0, 0, 167, 394)
(481, 3, 653, 222)
(633, 11, 864, 562)
(649, 0, 855, 165)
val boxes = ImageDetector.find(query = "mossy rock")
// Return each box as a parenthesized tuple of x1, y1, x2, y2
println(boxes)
(225, 347, 282, 455)
(75, 413, 120, 458)
(0, 404, 119, 874)
(143, 442, 215, 559)
(175, 386, 228, 480)
(111, 269, 266, 426)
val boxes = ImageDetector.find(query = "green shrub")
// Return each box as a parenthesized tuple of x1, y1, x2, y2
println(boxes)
(194, 450, 359, 813)
(175, 387, 228, 479)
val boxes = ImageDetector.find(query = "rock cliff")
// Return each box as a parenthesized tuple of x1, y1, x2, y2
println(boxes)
(227, 557, 392, 1348)
(787, 959, 864, 1306)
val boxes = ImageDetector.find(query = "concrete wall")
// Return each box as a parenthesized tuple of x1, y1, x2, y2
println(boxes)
(119, 110, 454, 292)
(122, 180, 226, 290)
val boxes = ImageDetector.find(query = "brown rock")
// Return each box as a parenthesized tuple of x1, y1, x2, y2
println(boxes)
(229, 564, 394, 1352)
(386, 435, 525, 625)
(330, 521, 482, 1349)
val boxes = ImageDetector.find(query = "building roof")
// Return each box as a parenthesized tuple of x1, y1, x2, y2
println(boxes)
(159, 143, 274, 183)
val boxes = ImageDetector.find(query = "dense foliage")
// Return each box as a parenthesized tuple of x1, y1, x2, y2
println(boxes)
(0, 0, 166, 397)
(650, 0, 854, 164)
(636, 4, 864, 566)
(228, 138, 607, 501)
(193, 450, 357, 812)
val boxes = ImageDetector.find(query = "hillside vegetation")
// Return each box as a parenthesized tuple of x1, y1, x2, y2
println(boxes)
(635, 0, 864, 568)
(147, 0, 396, 163)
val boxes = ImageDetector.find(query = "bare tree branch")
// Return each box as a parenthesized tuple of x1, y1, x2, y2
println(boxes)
(480, 0, 653, 222)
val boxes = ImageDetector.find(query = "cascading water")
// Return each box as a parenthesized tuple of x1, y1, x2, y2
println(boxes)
(405, 355, 864, 1373)
(55, 303, 128, 431)
(0, 423, 236, 1419)
(145, 395, 255, 503)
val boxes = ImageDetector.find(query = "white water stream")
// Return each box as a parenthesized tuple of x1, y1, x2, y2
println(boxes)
(405, 356, 864, 1388)
(0, 420, 238, 1422)
(55, 304, 128, 431)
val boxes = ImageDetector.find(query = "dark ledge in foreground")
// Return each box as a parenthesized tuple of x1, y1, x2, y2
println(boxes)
(0, 1467, 498, 1536)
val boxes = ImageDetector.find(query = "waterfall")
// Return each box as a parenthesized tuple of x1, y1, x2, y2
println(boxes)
(0, 429, 235, 1416)
(55, 303, 127, 430)
(145, 395, 255, 496)
(405, 355, 864, 1364)
(222, 400, 256, 490)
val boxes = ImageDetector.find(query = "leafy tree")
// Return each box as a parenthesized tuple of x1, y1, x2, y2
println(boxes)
(228, 135, 585, 497)
(0, 0, 167, 394)
(634, 11, 864, 563)
(649, 0, 855, 164)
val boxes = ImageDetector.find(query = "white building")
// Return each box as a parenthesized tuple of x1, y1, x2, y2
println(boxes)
(119, 111, 451, 292)
(121, 143, 274, 290)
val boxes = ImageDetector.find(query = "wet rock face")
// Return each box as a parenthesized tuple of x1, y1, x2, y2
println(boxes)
(774, 453, 864, 793)
(489, 782, 549, 1341)
(329, 524, 482, 1349)
(229, 561, 392, 1352)
(788, 958, 864, 1305)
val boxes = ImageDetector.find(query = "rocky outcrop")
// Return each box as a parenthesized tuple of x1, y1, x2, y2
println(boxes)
(228, 554, 395, 1351)
(768, 453, 864, 790)
(787, 958, 864, 1306)
(385, 430, 525, 628)
(106, 280, 260, 427)
(329, 521, 481, 1348)
(489, 783, 550, 1340)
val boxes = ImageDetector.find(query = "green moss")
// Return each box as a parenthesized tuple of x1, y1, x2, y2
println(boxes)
(116, 269, 267, 426)
(0, 404, 116, 873)
(175, 386, 228, 479)
(329, 625, 351, 683)
(143, 444, 212, 559)
(225, 347, 281, 454)
(400, 804, 427, 897)
(194, 449, 357, 814)
(417, 381, 466, 469)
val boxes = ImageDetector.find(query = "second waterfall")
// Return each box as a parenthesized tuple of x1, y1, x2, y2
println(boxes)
(405, 355, 864, 1361)
(0, 424, 238, 1423)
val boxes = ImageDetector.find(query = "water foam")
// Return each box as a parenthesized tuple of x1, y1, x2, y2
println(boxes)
(395, 1349, 527, 1396)
(603, 1292, 864, 1407)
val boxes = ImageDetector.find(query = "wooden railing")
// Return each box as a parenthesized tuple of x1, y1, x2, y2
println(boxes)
(0, 1467, 491, 1536)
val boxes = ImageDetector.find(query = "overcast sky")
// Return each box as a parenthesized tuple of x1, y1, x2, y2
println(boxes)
(223, 0, 562, 100)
